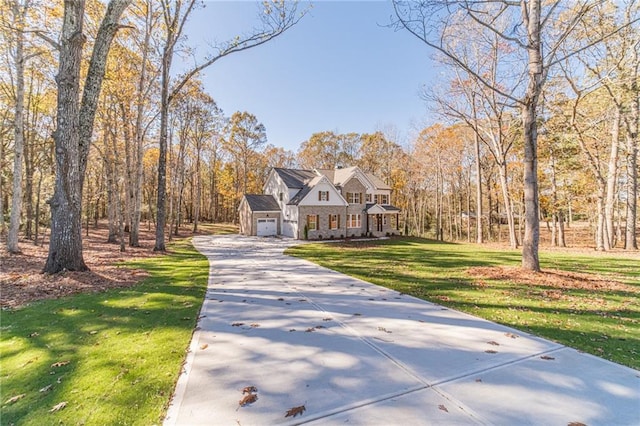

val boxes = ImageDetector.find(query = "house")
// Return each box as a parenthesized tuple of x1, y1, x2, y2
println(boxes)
(238, 166, 401, 239)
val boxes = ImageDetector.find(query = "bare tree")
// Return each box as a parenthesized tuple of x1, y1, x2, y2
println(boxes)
(5, 0, 30, 253)
(392, 0, 625, 270)
(153, 0, 306, 251)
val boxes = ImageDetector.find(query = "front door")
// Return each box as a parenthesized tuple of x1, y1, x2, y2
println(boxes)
(376, 214, 383, 232)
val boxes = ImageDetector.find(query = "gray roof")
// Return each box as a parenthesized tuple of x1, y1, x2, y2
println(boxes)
(287, 175, 323, 205)
(273, 168, 316, 188)
(365, 203, 401, 213)
(243, 194, 280, 212)
(365, 173, 391, 190)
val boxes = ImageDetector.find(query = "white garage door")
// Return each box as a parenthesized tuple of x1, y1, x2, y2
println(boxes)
(256, 218, 277, 236)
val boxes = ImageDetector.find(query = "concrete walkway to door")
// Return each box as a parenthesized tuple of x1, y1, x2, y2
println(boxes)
(164, 234, 639, 425)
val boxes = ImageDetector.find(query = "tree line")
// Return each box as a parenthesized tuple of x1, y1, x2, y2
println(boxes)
(0, 0, 637, 274)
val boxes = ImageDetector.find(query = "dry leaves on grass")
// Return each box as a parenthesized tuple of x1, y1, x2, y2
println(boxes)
(285, 405, 306, 418)
(0, 224, 164, 309)
(49, 401, 67, 412)
(51, 361, 70, 368)
(467, 266, 635, 293)
(5, 394, 25, 404)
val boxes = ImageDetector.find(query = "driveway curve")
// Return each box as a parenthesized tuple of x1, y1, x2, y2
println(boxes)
(164, 234, 639, 425)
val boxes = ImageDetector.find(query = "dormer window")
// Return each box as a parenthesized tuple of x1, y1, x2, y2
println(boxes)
(318, 191, 329, 201)
(366, 193, 372, 203)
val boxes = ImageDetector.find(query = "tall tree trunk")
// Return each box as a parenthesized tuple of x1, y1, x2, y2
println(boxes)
(0, 127, 5, 237)
(605, 107, 620, 249)
(154, 39, 172, 251)
(44, 0, 130, 273)
(474, 128, 483, 243)
(129, 0, 153, 247)
(193, 141, 201, 233)
(34, 170, 42, 245)
(625, 83, 638, 250)
(521, 0, 542, 272)
(44, 0, 88, 272)
(497, 160, 518, 248)
(105, 116, 118, 243)
(7, 1, 27, 254)
(595, 185, 606, 251)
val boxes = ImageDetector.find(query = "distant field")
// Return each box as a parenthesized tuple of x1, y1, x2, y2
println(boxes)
(287, 237, 640, 369)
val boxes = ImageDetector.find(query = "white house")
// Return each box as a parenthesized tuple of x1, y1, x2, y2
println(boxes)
(239, 166, 401, 239)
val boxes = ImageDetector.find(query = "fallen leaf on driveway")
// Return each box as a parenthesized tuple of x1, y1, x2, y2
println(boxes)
(438, 404, 448, 412)
(568, 422, 586, 426)
(322, 318, 332, 321)
(239, 394, 257, 406)
(5, 394, 25, 404)
(485, 350, 498, 354)
(250, 323, 260, 328)
(285, 405, 306, 418)
(305, 328, 315, 332)
(200, 344, 208, 350)
(540, 355, 555, 360)
(486, 341, 500, 346)
(242, 386, 257, 394)
(49, 401, 67, 412)
(505, 332, 519, 339)
(231, 323, 244, 327)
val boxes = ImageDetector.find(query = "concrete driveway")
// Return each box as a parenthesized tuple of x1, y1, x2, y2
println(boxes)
(164, 234, 639, 425)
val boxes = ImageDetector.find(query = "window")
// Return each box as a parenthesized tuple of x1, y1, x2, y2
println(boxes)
(279, 192, 283, 201)
(347, 214, 361, 228)
(329, 214, 340, 230)
(307, 215, 318, 230)
(347, 192, 361, 204)
(383, 215, 387, 226)
(366, 193, 372, 203)
(318, 191, 329, 201)
(375, 194, 389, 205)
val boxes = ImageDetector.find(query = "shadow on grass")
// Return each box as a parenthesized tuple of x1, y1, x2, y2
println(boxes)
(286, 236, 640, 369)
(0, 240, 209, 425)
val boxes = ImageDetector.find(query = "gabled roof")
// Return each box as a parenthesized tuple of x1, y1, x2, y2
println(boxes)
(287, 175, 323, 205)
(331, 166, 359, 186)
(273, 168, 316, 189)
(243, 194, 280, 212)
(365, 203, 401, 214)
(365, 173, 391, 190)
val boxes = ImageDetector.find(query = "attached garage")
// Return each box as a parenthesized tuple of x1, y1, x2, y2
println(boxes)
(256, 218, 277, 236)
(238, 194, 281, 236)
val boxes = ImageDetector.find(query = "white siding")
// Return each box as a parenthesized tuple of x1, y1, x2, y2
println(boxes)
(298, 181, 347, 207)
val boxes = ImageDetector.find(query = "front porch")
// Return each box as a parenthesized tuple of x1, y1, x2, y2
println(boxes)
(365, 203, 401, 237)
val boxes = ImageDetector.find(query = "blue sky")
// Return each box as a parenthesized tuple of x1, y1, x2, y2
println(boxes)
(183, 1, 439, 152)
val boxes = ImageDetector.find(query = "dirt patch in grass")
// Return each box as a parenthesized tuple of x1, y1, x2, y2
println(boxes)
(0, 223, 204, 309)
(467, 266, 636, 293)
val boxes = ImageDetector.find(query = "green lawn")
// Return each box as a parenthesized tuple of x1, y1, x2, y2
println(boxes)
(287, 237, 640, 370)
(0, 239, 209, 425)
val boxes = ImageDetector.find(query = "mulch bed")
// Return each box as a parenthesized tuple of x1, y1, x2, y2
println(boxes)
(0, 224, 192, 309)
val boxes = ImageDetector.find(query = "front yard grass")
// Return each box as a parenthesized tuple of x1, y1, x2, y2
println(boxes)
(0, 239, 209, 425)
(287, 237, 640, 370)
